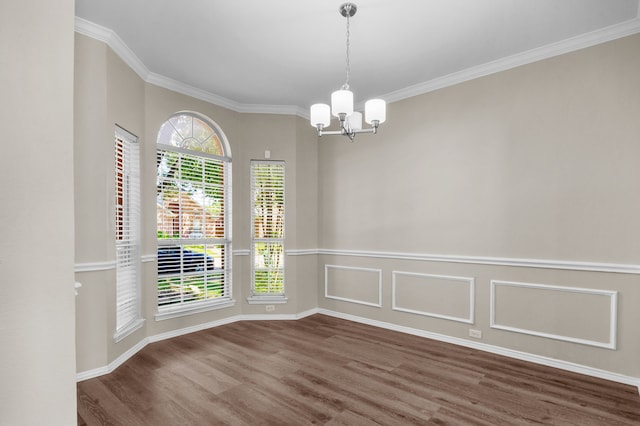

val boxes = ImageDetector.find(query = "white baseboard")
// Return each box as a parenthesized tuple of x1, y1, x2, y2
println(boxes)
(316, 309, 640, 391)
(77, 307, 639, 394)
(76, 365, 110, 382)
(76, 308, 319, 382)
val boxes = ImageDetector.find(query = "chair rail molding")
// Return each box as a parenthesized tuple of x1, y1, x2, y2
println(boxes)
(316, 248, 640, 274)
(75, 261, 117, 273)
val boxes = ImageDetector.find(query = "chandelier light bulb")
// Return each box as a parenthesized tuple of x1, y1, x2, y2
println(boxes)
(346, 112, 362, 131)
(365, 99, 386, 125)
(331, 89, 354, 117)
(310, 103, 331, 128)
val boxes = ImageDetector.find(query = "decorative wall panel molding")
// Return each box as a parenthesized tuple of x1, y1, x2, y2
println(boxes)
(490, 280, 618, 349)
(325, 265, 382, 308)
(392, 271, 475, 324)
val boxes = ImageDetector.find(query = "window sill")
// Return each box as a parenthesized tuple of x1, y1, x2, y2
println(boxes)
(155, 299, 236, 321)
(246, 295, 288, 305)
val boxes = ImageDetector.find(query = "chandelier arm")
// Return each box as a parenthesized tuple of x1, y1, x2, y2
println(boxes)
(317, 124, 378, 139)
(318, 130, 343, 136)
(352, 127, 378, 135)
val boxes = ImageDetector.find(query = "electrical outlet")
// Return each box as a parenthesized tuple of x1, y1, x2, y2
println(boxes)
(265, 305, 275, 312)
(469, 329, 482, 339)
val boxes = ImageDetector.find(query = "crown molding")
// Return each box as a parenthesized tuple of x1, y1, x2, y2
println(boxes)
(381, 17, 640, 104)
(145, 72, 243, 112)
(74, 17, 150, 81)
(74, 17, 299, 117)
(74, 16, 111, 43)
(235, 103, 308, 117)
(75, 15, 640, 117)
(147, 72, 305, 116)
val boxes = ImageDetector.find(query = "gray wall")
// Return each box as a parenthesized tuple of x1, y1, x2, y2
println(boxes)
(0, 0, 78, 423)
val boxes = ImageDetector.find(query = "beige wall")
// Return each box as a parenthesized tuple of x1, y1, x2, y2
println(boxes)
(73, 28, 640, 383)
(74, 36, 109, 264)
(293, 117, 320, 313)
(318, 34, 640, 377)
(319, 35, 640, 263)
(74, 33, 319, 372)
(0, 0, 77, 424)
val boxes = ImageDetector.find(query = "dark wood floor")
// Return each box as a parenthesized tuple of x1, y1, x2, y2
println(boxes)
(77, 314, 640, 425)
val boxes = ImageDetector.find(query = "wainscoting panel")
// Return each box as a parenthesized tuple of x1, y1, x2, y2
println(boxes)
(392, 271, 475, 324)
(490, 280, 617, 349)
(325, 265, 382, 307)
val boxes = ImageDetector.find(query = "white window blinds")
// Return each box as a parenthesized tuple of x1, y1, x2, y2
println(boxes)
(251, 161, 285, 296)
(156, 148, 231, 309)
(115, 127, 142, 341)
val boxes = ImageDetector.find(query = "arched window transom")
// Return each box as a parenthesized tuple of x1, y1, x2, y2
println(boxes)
(157, 113, 227, 156)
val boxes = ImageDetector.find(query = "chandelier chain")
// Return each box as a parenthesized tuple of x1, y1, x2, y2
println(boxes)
(343, 11, 351, 90)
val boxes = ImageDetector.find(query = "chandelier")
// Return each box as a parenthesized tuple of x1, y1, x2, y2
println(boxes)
(310, 3, 386, 142)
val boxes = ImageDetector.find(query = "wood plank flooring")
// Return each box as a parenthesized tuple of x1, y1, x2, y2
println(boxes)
(77, 314, 640, 425)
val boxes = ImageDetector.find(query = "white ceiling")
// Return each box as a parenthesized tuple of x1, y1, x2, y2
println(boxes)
(75, 0, 640, 115)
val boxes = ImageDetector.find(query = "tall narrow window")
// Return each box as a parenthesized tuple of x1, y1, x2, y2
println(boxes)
(250, 161, 286, 302)
(156, 112, 232, 319)
(115, 126, 143, 341)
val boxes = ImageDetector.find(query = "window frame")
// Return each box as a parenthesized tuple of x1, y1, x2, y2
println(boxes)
(114, 126, 144, 342)
(248, 160, 287, 304)
(155, 112, 234, 320)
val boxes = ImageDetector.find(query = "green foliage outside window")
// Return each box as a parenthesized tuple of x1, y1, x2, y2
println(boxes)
(251, 162, 285, 296)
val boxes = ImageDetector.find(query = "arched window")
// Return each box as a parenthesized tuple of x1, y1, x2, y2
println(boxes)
(156, 112, 232, 316)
